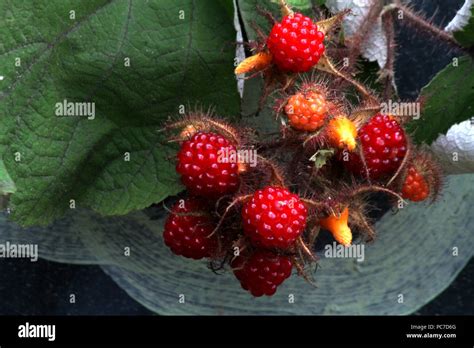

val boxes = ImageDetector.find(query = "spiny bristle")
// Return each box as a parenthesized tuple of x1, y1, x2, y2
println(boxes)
(163, 108, 243, 145)
(315, 9, 350, 37)
(350, 101, 381, 129)
(298, 74, 332, 94)
(314, 54, 380, 103)
(348, 202, 377, 243)
(255, 4, 278, 26)
(278, 0, 294, 17)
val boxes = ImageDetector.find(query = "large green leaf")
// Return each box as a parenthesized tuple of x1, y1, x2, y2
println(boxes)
(0, 0, 239, 226)
(217, 0, 235, 19)
(407, 56, 474, 144)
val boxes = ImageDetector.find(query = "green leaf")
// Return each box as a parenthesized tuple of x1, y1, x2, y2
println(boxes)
(406, 56, 474, 144)
(216, 0, 235, 20)
(0, 0, 239, 226)
(309, 148, 334, 168)
(453, 5, 474, 47)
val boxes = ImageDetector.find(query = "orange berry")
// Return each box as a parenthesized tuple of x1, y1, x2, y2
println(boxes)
(319, 207, 352, 246)
(326, 116, 357, 151)
(402, 166, 430, 202)
(284, 91, 328, 132)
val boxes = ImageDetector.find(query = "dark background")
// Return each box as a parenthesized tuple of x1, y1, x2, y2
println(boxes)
(0, 0, 472, 315)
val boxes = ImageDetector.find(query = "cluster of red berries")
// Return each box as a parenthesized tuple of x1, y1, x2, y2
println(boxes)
(164, 131, 310, 296)
(164, 113, 436, 297)
(162, 7, 441, 297)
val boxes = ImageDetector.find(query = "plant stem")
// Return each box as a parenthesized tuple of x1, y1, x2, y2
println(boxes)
(346, 0, 385, 72)
(392, 0, 465, 52)
(380, 10, 397, 100)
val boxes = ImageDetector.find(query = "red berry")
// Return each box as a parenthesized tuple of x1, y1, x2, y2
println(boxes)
(232, 250, 293, 297)
(242, 186, 307, 249)
(176, 132, 240, 197)
(402, 166, 430, 202)
(163, 198, 217, 259)
(267, 13, 325, 73)
(346, 114, 407, 180)
(285, 91, 328, 131)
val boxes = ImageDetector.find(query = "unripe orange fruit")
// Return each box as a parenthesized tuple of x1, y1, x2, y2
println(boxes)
(284, 91, 329, 132)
